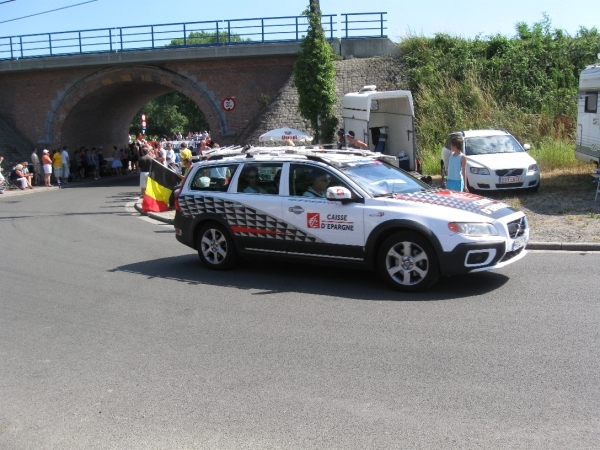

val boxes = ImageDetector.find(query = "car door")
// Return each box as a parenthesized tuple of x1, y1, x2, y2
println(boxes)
(282, 163, 366, 260)
(227, 162, 286, 254)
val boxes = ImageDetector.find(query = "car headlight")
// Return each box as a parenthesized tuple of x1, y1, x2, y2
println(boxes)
(448, 222, 499, 236)
(469, 167, 490, 175)
(528, 164, 539, 172)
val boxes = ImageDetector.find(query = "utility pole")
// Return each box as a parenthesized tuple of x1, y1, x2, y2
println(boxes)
(309, 0, 320, 13)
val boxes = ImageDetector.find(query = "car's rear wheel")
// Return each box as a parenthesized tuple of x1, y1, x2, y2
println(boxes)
(197, 222, 238, 270)
(377, 231, 439, 292)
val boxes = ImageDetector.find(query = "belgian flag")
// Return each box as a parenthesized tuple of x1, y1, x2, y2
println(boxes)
(142, 160, 181, 213)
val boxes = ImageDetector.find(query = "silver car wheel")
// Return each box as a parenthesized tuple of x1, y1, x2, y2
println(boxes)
(385, 240, 429, 286)
(200, 227, 228, 265)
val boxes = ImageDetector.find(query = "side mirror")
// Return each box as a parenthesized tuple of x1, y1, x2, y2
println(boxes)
(326, 186, 362, 204)
(523, 144, 531, 151)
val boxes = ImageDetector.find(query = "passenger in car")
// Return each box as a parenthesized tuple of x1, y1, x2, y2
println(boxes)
(303, 170, 330, 198)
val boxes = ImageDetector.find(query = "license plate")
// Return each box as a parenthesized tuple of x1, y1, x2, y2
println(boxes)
(498, 175, 522, 183)
(498, 176, 523, 183)
(512, 235, 528, 251)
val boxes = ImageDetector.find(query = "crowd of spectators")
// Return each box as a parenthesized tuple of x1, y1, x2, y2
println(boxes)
(0, 129, 217, 192)
(129, 130, 213, 153)
(137, 133, 218, 196)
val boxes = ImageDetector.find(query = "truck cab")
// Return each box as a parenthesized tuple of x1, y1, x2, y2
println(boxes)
(342, 86, 419, 172)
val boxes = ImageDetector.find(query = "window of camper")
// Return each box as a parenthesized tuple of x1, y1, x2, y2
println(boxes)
(585, 92, 598, 113)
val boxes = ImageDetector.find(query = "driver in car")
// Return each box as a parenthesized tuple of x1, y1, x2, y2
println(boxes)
(242, 167, 267, 194)
(303, 170, 330, 198)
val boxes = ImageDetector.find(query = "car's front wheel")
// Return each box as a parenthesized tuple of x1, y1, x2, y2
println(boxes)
(197, 222, 238, 270)
(377, 231, 439, 292)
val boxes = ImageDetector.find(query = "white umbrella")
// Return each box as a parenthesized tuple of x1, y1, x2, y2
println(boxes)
(259, 127, 313, 144)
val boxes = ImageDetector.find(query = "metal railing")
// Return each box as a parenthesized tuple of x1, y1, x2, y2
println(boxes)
(342, 12, 387, 39)
(0, 12, 386, 61)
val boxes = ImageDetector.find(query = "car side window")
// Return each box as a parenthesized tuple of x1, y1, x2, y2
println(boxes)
(289, 164, 354, 198)
(189, 163, 239, 192)
(237, 163, 283, 195)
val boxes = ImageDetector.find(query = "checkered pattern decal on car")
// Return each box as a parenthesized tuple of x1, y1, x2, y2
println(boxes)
(178, 195, 323, 242)
(393, 189, 515, 219)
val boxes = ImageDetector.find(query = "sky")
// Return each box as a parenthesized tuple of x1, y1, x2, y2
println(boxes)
(0, 0, 598, 41)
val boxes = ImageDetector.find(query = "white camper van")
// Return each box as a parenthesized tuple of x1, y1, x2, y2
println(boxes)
(576, 64, 600, 166)
(342, 86, 420, 172)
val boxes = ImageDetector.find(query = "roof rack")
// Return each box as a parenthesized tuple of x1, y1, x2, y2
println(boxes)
(189, 145, 397, 167)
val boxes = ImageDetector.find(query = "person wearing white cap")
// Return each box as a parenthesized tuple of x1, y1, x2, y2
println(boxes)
(41, 149, 53, 187)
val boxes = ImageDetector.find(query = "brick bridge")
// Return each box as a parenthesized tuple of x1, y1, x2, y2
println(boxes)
(0, 39, 396, 160)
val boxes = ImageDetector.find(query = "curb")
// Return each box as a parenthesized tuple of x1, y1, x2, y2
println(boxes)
(134, 201, 175, 224)
(133, 202, 600, 251)
(527, 242, 600, 251)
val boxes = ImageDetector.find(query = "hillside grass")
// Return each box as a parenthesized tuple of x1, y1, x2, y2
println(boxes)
(398, 18, 600, 180)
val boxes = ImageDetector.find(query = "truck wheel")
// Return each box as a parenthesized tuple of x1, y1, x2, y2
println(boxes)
(377, 231, 439, 292)
(197, 222, 238, 270)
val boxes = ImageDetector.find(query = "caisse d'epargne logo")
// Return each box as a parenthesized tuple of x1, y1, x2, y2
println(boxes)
(307, 212, 320, 229)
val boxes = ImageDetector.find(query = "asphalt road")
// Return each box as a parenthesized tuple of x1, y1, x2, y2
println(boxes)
(1, 177, 599, 449)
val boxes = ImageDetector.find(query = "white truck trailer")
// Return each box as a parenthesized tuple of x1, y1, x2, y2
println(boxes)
(342, 86, 420, 172)
(576, 64, 600, 167)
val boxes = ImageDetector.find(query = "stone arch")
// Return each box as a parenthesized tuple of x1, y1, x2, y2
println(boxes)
(46, 65, 234, 149)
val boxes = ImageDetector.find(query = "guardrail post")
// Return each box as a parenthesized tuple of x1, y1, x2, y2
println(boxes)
(183, 23, 187, 46)
(227, 21, 231, 44)
(78, 31, 82, 54)
(151, 25, 154, 48)
(10, 36, 13, 59)
(329, 15, 333, 40)
(216, 21, 220, 44)
(261, 18, 264, 43)
(109, 28, 113, 52)
(19, 36, 23, 58)
(295, 17, 298, 41)
(343, 14, 348, 39)
(120, 28, 123, 51)
(380, 13, 384, 37)
(48, 34, 52, 56)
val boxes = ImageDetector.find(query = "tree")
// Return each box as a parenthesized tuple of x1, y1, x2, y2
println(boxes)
(292, 5, 338, 144)
(168, 31, 248, 47)
(130, 92, 209, 137)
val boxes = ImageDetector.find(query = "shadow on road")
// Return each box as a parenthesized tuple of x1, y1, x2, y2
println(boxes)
(111, 255, 509, 302)
(61, 175, 139, 190)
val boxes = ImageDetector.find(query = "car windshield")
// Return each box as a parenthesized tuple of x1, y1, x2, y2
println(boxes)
(340, 160, 429, 197)
(465, 135, 524, 156)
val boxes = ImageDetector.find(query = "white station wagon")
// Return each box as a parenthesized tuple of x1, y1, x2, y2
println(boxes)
(174, 147, 529, 292)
